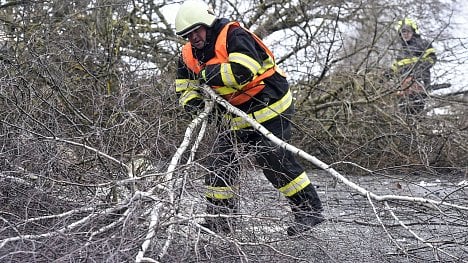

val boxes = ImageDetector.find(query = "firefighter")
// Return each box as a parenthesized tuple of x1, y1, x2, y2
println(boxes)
(174, 0, 324, 236)
(391, 18, 437, 115)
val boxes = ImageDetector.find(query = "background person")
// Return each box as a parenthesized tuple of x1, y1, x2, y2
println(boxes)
(390, 18, 437, 115)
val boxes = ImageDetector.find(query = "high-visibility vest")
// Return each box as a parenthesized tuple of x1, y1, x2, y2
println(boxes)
(181, 21, 280, 106)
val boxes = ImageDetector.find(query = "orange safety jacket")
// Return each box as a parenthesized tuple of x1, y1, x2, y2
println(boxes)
(181, 21, 279, 106)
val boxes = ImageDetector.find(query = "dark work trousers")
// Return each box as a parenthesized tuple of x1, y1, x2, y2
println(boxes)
(205, 106, 322, 214)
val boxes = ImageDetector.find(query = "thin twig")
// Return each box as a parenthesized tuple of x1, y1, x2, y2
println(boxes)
(384, 201, 467, 263)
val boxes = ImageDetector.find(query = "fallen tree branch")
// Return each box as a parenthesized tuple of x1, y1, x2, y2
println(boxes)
(200, 85, 468, 211)
(135, 99, 214, 263)
(1, 119, 130, 171)
(0, 201, 132, 249)
(384, 201, 467, 263)
(367, 193, 405, 253)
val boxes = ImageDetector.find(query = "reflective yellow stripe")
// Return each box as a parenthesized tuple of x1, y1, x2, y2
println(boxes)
(229, 52, 262, 75)
(422, 48, 436, 64)
(392, 57, 420, 72)
(220, 63, 238, 87)
(392, 47, 436, 72)
(258, 56, 275, 74)
(396, 57, 419, 67)
(423, 57, 434, 64)
(216, 86, 238, 95)
(278, 172, 311, 197)
(176, 79, 202, 106)
(228, 90, 293, 130)
(179, 90, 202, 106)
(205, 185, 235, 200)
(175, 79, 199, 92)
(423, 48, 435, 58)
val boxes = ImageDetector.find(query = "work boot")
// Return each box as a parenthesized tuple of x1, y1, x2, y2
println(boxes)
(201, 197, 238, 234)
(287, 211, 325, 236)
(286, 184, 324, 236)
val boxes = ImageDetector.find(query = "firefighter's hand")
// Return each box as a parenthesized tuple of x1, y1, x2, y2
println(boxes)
(184, 98, 205, 114)
(184, 99, 218, 124)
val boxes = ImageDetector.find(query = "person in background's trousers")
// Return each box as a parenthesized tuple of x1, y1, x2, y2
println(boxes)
(174, 0, 325, 236)
(391, 18, 437, 115)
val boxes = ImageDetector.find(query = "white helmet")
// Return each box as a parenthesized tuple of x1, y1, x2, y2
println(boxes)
(175, 0, 217, 37)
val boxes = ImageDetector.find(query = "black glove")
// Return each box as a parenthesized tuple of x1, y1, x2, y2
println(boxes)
(184, 98, 205, 114)
(184, 98, 219, 124)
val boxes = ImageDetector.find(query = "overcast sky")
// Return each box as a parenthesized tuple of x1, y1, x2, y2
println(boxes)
(454, 2, 468, 37)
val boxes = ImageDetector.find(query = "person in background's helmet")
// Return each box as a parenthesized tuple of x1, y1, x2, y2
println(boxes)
(391, 18, 437, 115)
(396, 18, 420, 36)
(174, 0, 325, 236)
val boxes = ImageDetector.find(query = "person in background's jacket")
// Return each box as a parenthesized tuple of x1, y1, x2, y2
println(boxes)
(391, 18, 437, 115)
(174, 0, 324, 236)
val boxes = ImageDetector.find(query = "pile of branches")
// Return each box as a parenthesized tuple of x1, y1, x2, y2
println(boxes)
(291, 70, 467, 175)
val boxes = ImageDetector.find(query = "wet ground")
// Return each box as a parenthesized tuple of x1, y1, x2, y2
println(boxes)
(1, 168, 466, 262)
(173, 169, 468, 263)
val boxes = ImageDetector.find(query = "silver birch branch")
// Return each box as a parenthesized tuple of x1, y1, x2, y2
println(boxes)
(0, 203, 131, 249)
(200, 85, 468, 211)
(135, 99, 214, 263)
(384, 201, 466, 262)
